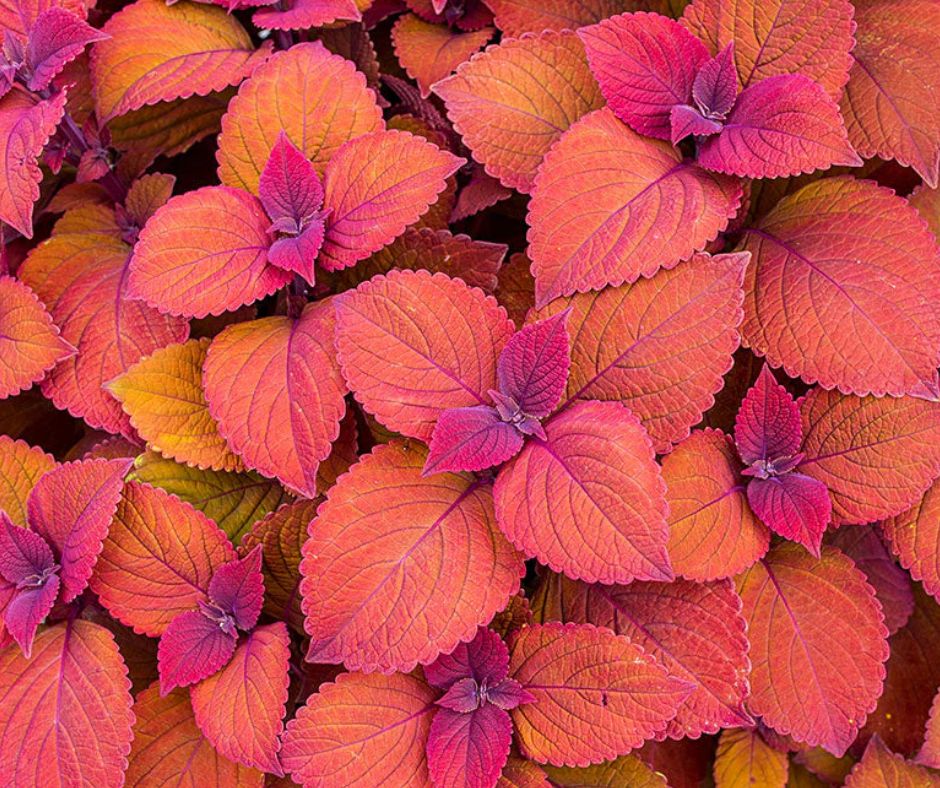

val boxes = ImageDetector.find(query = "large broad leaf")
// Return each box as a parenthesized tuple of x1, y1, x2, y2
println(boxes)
(302, 441, 524, 673)
(0, 435, 54, 526)
(427, 702, 513, 788)
(0, 621, 133, 786)
(737, 544, 889, 756)
(109, 338, 242, 472)
(91, 0, 270, 120)
(797, 388, 940, 524)
(126, 685, 263, 786)
(681, 0, 855, 98)
(253, 0, 360, 30)
(281, 672, 436, 786)
(19, 204, 189, 436)
(883, 480, 940, 604)
(487, 0, 637, 36)
(712, 729, 788, 788)
(527, 108, 741, 306)
(532, 573, 752, 740)
(130, 186, 292, 319)
(533, 251, 746, 451)
(191, 623, 290, 775)
(845, 736, 936, 786)
(203, 302, 346, 498)
(494, 400, 672, 584)
(335, 269, 514, 441)
(217, 41, 384, 193)
(544, 756, 667, 787)
(839, 0, 940, 187)
(739, 177, 940, 398)
(92, 481, 236, 636)
(663, 430, 769, 581)
(318, 130, 462, 271)
(507, 623, 691, 766)
(0, 277, 73, 398)
(434, 29, 602, 193)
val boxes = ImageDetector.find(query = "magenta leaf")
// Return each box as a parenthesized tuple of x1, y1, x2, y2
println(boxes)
(437, 677, 483, 713)
(425, 626, 510, 690)
(669, 104, 723, 145)
(26, 7, 108, 92)
(157, 609, 237, 695)
(496, 310, 571, 419)
(484, 678, 534, 711)
(747, 473, 832, 557)
(693, 43, 737, 118)
(206, 545, 265, 632)
(427, 703, 513, 788)
(734, 365, 802, 472)
(424, 405, 524, 476)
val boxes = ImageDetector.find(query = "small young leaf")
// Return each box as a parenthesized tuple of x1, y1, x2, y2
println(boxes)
(692, 43, 736, 117)
(734, 365, 802, 468)
(427, 703, 513, 788)
(425, 405, 524, 475)
(424, 626, 511, 690)
(158, 609, 237, 694)
(746, 473, 832, 556)
(26, 7, 108, 92)
(207, 546, 264, 631)
(497, 310, 570, 419)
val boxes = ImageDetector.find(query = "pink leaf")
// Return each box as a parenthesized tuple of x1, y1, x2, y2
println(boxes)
(424, 405, 524, 475)
(427, 704, 513, 788)
(207, 545, 264, 632)
(0, 510, 55, 585)
(734, 364, 801, 469)
(497, 310, 570, 419)
(746, 473, 832, 557)
(697, 74, 861, 178)
(578, 11, 708, 139)
(157, 609, 237, 694)
(3, 570, 59, 658)
(253, 0, 361, 31)
(692, 42, 736, 117)
(669, 104, 722, 145)
(425, 626, 510, 689)
(26, 7, 107, 92)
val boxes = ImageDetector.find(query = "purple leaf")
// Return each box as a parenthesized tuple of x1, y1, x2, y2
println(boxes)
(4, 573, 59, 658)
(425, 626, 511, 690)
(26, 7, 108, 93)
(267, 224, 325, 284)
(0, 512, 55, 585)
(669, 104, 723, 145)
(484, 678, 534, 711)
(437, 677, 483, 713)
(207, 545, 265, 632)
(747, 473, 832, 556)
(427, 704, 512, 788)
(157, 609, 238, 694)
(693, 43, 737, 118)
(734, 364, 802, 471)
(424, 405, 524, 476)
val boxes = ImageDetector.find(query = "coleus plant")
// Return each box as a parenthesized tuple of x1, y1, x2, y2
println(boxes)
(0, 0, 940, 785)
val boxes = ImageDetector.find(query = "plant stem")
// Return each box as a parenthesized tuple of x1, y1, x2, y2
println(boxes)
(57, 110, 128, 204)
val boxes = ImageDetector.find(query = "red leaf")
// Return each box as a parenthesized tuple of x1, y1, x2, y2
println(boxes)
(302, 441, 524, 673)
(253, 0, 360, 31)
(203, 301, 347, 498)
(578, 12, 708, 140)
(158, 609, 237, 693)
(798, 388, 940, 524)
(191, 622, 291, 774)
(845, 736, 937, 787)
(883, 479, 940, 604)
(739, 177, 940, 398)
(428, 704, 513, 788)
(0, 276, 73, 399)
(697, 74, 860, 178)
(425, 626, 510, 689)
(27, 457, 131, 603)
(737, 544, 889, 755)
(318, 130, 462, 271)
(208, 546, 264, 631)
(494, 400, 672, 584)
(335, 269, 514, 441)
(746, 473, 832, 557)
(0, 620, 134, 786)
(734, 365, 801, 468)
(26, 7, 107, 92)
(425, 405, 524, 475)
(92, 481, 236, 636)
(281, 671, 436, 786)
(527, 108, 741, 305)
(534, 251, 747, 452)
(507, 622, 692, 766)
(532, 573, 753, 739)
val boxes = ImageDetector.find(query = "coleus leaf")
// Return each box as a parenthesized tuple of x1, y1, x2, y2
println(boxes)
(203, 301, 347, 498)
(527, 108, 741, 306)
(302, 441, 524, 672)
(122, 171, 175, 229)
(433, 29, 603, 193)
(0, 0, 90, 37)
(696, 74, 860, 178)
(578, 12, 708, 140)
(0, 435, 53, 526)
(217, 41, 384, 193)
(531, 573, 753, 739)
(92, 481, 236, 636)
(126, 685, 264, 786)
(335, 269, 514, 441)
(746, 472, 832, 557)
(737, 543, 889, 755)
(738, 176, 940, 398)
(317, 130, 463, 271)
(544, 755, 667, 787)
(253, 0, 360, 30)
(497, 309, 570, 419)
(734, 364, 802, 467)
(839, 0, 940, 187)
(681, 0, 855, 98)
(533, 250, 747, 451)
(845, 736, 936, 786)
(424, 405, 525, 475)
(190, 622, 290, 774)
(19, 203, 189, 435)
(692, 43, 736, 118)
(798, 388, 940, 524)
(207, 544, 264, 631)
(109, 338, 243, 472)
(428, 702, 513, 788)
(158, 608, 238, 693)
(663, 430, 769, 581)
(921, 691, 940, 769)
(668, 103, 722, 145)
(129, 186, 292, 319)
(507, 622, 692, 766)
(486, 0, 637, 37)
(0, 620, 134, 786)
(883, 480, 940, 605)
(712, 728, 789, 788)
(91, 0, 271, 120)
(0, 276, 73, 399)
(281, 671, 436, 786)
(25, 6, 108, 92)
(0, 89, 66, 237)
(494, 400, 672, 584)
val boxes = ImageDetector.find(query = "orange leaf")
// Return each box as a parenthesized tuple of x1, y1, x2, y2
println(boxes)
(127, 684, 264, 786)
(302, 441, 524, 672)
(0, 276, 73, 399)
(0, 435, 54, 526)
(845, 736, 936, 786)
(487, 0, 640, 37)
(434, 29, 603, 193)
(544, 756, 668, 787)
(217, 41, 384, 194)
(0, 620, 133, 785)
(109, 338, 243, 472)
(91, 0, 271, 120)
(203, 301, 346, 498)
(713, 728, 788, 787)
(883, 479, 940, 603)
(92, 481, 236, 636)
